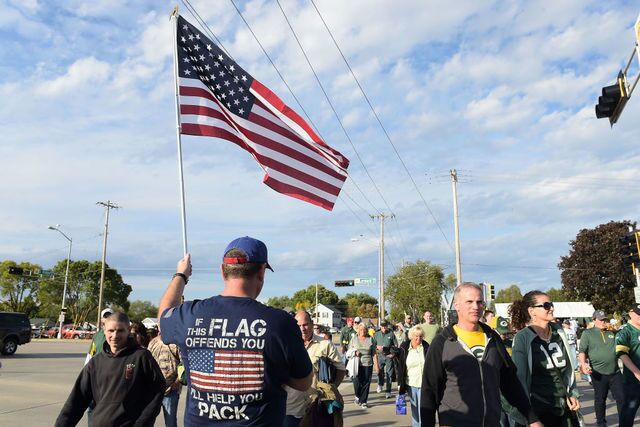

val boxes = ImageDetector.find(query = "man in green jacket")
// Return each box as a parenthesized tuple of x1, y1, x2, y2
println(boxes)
(373, 319, 397, 398)
(579, 310, 624, 427)
(339, 317, 358, 354)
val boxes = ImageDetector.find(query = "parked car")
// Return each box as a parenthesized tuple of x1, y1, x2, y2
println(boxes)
(0, 311, 32, 355)
(62, 326, 95, 339)
(47, 326, 59, 338)
(328, 327, 339, 334)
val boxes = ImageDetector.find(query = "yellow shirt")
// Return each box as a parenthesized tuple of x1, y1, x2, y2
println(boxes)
(453, 324, 486, 360)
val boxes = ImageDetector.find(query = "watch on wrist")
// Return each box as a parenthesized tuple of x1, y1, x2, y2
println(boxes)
(172, 272, 188, 284)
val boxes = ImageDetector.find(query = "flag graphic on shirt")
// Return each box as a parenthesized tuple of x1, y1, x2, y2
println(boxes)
(175, 15, 350, 211)
(188, 348, 265, 394)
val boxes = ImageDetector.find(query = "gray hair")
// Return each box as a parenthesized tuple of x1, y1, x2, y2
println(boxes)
(408, 325, 424, 340)
(453, 282, 483, 302)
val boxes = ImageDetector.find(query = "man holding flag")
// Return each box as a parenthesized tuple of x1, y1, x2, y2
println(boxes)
(158, 237, 312, 426)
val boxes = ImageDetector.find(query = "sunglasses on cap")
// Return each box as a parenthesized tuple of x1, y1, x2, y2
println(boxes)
(532, 301, 554, 311)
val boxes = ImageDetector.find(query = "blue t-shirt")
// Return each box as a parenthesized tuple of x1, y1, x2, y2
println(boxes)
(160, 296, 312, 426)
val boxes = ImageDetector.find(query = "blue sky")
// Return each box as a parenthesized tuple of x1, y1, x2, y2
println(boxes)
(2, 0, 640, 307)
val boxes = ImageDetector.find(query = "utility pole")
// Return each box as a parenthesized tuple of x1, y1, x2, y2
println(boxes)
(370, 213, 394, 323)
(96, 200, 120, 329)
(451, 169, 462, 286)
(315, 282, 319, 325)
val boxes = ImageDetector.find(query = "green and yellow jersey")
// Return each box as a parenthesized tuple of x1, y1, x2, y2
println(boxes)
(616, 322, 640, 384)
(530, 329, 569, 414)
(453, 324, 486, 360)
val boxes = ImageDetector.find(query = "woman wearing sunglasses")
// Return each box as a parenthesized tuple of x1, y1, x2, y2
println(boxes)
(508, 291, 580, 427)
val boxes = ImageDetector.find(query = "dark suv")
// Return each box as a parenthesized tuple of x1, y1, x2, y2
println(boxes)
(0, 312, 32, 355)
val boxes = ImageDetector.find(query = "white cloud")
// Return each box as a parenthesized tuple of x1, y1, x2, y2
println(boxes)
(1, 0, 639, 305)
(36, 57, 111, 96)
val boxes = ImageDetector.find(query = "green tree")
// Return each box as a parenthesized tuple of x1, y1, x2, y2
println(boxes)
(0, 260, 43, 317)
(336, 292, 377, 317)
(128, 300, 158, 321)
(265, 296, 293, 309)
(386, 260, 455, 323)
(546, 287, 577, 302)
(558, 220, 635, 315)
(291, 284, 339, 308)
(495, 284, 523, 303)
(39, 260, 132, 325)
(357, 303, 379, 318)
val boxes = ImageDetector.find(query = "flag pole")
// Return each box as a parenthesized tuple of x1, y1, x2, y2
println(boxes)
(171, 7, 188, 255)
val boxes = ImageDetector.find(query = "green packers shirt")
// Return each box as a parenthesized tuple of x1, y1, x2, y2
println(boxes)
(616, 322, 640, 385)
(579, 327, 618, 375)
(530, 330, 568, 415)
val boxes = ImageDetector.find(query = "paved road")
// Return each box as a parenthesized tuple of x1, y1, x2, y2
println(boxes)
(1, 340, 638, 426)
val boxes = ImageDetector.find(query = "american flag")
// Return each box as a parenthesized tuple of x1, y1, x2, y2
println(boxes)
(188, 348, 265, 394)
(175, 15, 350, 211)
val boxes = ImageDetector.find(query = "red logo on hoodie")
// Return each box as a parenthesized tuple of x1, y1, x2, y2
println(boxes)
(125, 363, 135, 380)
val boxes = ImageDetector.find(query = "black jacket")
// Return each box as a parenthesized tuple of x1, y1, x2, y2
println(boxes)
(394, 338, 429, 394)
(55, 337, 165, 427)
(420, 323, 537, 427)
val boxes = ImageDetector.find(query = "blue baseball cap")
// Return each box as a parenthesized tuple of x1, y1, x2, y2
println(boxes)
(223, 236, 273, 271)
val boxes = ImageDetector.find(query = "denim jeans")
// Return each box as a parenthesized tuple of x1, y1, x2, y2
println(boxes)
(407, 386, 421, 427)
(377, 356, 394, 394)
(620, 382, 640, 427)
(161, 389, 180, 427)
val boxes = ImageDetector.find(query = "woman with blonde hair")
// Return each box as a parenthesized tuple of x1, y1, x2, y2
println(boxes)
(508, 290, 580, 426)
(395, 325, 429, 427)
(347, 323, 377, 408)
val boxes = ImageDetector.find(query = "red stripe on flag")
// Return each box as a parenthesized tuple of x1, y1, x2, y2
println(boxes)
(250, 80, 321, 145)
(180, 102, 345, 181)
(263, 176, 335, 210)
(181, 123, 342, 197)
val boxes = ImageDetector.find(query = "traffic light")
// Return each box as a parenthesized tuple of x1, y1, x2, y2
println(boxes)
(8, 266, 24, 275)
(595, 71, 628, 125)
(619, 231, 640, 268)
(489, 284, 495, 301)
(334, 279, 355, 287)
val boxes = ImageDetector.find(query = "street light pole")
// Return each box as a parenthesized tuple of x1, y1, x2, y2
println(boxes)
(48, 225, 72, 339)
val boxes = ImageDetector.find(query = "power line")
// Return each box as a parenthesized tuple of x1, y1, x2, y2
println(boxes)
(180, 0, 231, 57)
(272, 0, 395, 215)
(308, 0, 452, 251)
(184, 0, 383, 218)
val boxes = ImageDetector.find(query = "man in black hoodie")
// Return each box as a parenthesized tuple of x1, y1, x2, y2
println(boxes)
(55, 312, 165, 427)
(420, 283, 542, 427)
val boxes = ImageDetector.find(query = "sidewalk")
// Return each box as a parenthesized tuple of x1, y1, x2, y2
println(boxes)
(337, 376, 637, 426)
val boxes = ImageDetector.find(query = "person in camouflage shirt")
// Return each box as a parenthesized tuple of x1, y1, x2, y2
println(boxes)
(148, 333, 182, 427)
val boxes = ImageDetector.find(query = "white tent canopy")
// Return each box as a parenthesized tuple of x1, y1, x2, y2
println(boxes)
(495, 301, 595, 319)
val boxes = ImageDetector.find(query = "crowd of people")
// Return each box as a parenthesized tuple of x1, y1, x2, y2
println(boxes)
(53, 236, 640, 427)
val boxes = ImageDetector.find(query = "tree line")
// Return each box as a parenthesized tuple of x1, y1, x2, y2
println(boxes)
(2, 220, 636, 325)
(265, 220, 638, 320)
(0, 259, 158, 324)
(266, 260, 456, 323)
